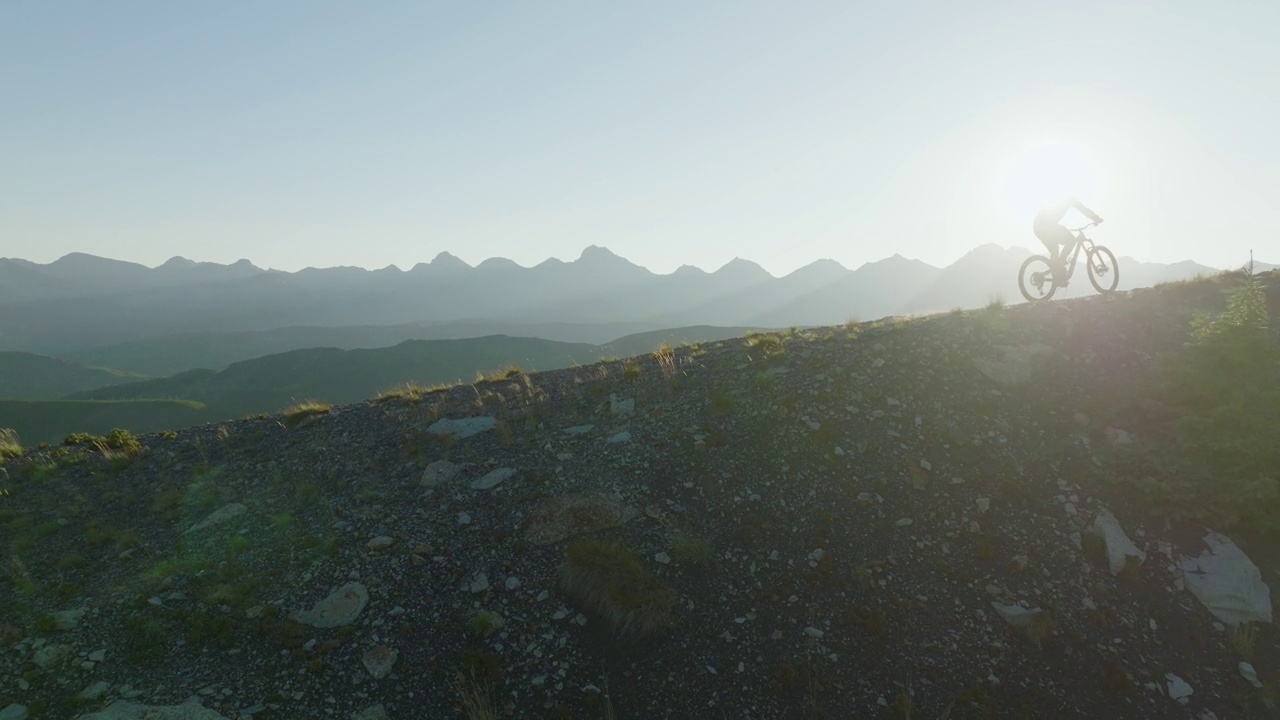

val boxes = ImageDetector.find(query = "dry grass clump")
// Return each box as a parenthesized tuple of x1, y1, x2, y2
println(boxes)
(453, 671, 498, 720)
(281, 401, 333, 429)
(558, 538, 675, 638)
(0, 428, 22, 460)
(475, 366, 523, 383)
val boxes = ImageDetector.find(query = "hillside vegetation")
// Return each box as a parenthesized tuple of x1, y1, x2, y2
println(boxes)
(0, 352, 145, 400)
(1, 269, 1277, 719)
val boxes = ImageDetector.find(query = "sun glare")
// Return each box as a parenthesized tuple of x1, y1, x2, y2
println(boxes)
(997, 141, 1103, 223)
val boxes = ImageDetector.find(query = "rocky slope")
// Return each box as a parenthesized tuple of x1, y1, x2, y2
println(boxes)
(1, 275, 1277, 720)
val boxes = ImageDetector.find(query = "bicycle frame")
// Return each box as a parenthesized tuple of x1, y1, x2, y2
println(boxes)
(1058, 227, 1098, 280)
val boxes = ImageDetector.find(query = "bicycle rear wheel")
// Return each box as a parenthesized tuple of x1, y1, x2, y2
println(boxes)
(1018, 256, 1058, 302)
(1086, 246, 1119, 294)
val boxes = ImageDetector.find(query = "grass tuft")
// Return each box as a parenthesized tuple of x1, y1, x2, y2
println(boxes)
(453, 671, 498, 720)
(0, 428, 21, 460)
(558, 538, 675, 638)
(281, 401, 332, 429)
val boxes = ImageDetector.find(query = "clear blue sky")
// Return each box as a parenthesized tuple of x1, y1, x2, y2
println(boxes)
(3, 1, 1276, 275)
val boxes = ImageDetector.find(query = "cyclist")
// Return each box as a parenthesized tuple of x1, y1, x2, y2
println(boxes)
(1034, 197, 1103, 283)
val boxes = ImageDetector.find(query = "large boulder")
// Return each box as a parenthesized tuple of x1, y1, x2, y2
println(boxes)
(291, 582, 369, 628)
(1179, 532, 1273, 627)
(1089, 509, 1146, 576)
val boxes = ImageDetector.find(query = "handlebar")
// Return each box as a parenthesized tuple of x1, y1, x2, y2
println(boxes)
(1068, 222, 1101, 233)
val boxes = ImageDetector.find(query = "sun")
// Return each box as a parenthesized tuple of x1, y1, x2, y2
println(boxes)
(997, 140, 1103, 223)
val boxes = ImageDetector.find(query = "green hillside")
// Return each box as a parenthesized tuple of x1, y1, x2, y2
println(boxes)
(0, 351, 146, 400)
(0, 398, 207, 445)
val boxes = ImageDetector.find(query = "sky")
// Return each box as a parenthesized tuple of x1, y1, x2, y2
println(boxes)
(2, 1, 1277, 276)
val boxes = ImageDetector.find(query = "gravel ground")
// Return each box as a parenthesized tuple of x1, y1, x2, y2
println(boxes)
(2, 277, 1278, 719)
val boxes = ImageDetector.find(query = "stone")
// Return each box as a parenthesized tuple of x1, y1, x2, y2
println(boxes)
(361, 645, 398, 679)
(523, 493, 641, 545)
(0, 705, 28, 720)
(470, 467, 516, 490)
(469, 572, 490, 593)
(420, 460, 461, 487)
(1104, 426, 1134, 446)
(426, 416, 495, 439)
(505, 576, 521, 590)
(77, 699, 230, 720)
(1165, 673, 1193, 703)
(32, 643, 70, 669)
(803, 627, 824, 638)
(606, 431, 632, 444)
(564, 425, 594, 435)
(186, 503, 247, 534)
(1240, 662, 1263, 689)
(1179, 531, 1273, 626)
(52, 608, 86, 630)
(975, 498, 991, 513)
(1090, 509, 1146, 576)
(991, 602, 1044, 630)
(88, 649, 106, 662)
(609, 394, 635, 416)
(367, 536, 393, 551)
(351, 705, 390, 720)
(458, 512, 472, 525)
(291, 583, 369, 628)
(78, 681, 112, 700)
(654, 552, 671, 564)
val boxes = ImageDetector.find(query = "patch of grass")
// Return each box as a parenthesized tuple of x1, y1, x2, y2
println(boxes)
(653, 343, 676, 375)
(622, 362, 642, 380)
(0, 428, 21, 460)
(453, 671, 498, 720)
(475, 366, 523, 383)
(467, 609, 504, 638)
(281, 401, 332, 429)
(671, 536, 715, 565)
(1229, 622, 1258, 660)
(558, 538, 675, 638)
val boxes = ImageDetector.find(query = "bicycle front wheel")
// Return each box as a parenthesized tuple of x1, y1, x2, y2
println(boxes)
(1087, 246, 1119, 294)
(1018, 255, 1057, 302)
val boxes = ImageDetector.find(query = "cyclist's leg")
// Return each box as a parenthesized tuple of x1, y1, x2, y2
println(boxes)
(1034, 225, 1074, 282)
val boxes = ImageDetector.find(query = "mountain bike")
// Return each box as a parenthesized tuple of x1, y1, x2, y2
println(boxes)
(1017, 223, 1119, 302)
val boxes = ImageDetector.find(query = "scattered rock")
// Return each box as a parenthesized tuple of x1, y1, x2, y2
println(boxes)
(606, 431, 632, 444)
(351, 705, 389, 720)
(367, 536, 393, 551)
(523, 493, 641, 545)
(0, 705, 28, 720)
(420, 460, 462, 487)
(32, 644, 70, 669)
(469, 572, 490, 593)
(291, 583, 369, 628)
(77, 681, 112, 700)
(991, 602, 1045, 630)
(1104, 426, 1134, 446)
(52, 608, 86, 630)
(973, 343, 1052, 387)
(186, 503, 247, 534)
(1166, 673, 1193, 703)
(1240, 662, 1263, 689)
(505, 576, 521, 590)
(654, 552, 671, 564)
(470, 467, 516, 490)
(564, 424, 594, 435)
(362, 645, 398, 679)
(458, 512, 472, 525)
(77, 699, 230, 720)
(426, 416, 495, 439)
(609, 394, 635, 416)
(1179, 532, 1273, 626)
(1090, 509, 1146, 576)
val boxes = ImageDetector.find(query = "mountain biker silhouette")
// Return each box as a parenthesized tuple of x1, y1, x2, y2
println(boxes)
(1034, 197, 1103, 283)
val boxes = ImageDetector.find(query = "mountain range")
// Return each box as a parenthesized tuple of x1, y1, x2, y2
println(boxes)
(1, 245, 1257, 359)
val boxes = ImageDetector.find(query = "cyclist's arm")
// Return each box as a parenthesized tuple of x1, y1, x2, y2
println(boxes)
(1069, 197, 1103, 224)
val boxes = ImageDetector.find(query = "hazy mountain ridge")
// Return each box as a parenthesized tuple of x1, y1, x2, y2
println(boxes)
(0, 245, 1240, 354)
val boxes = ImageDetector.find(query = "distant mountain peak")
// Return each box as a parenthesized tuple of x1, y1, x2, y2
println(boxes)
(576, 245, 625, 263)
(715, 257, 770, 278)
(160, 256, 196, 269)
(430, 251, 470, 269)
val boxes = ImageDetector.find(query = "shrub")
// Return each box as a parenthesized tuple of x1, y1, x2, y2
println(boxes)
(558, 538, 675, 638)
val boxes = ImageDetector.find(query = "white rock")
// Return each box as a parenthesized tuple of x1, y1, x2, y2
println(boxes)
(0, 705, 29, 720)
(470, 467, 516, 490)
(1240, 661, 1263, 688)
(366, 536, 393, 551)
(458, 512, 472, 525)
(564, 425, 594, 435)
(52, 608, 86, 630)
(1090, 509, 1146, 575)
(606, 431, 632, 444)
(77, 699, 230, 720)
(186, 503, 247, 534)
(420, 460, 461, 487)
(505, 577, 521, 591)
(895, 518, 913, 527)
(78, 681, 112, 700)
(291, 583, 369, 629)
(426, 416, 495, 439)
(469, 573, 490, 593)
(1179, 532, 1273, 626)
(1165, 673, 1193, 703)
(975, 498, 991, 513)
(990, 602, 1043, 629)
(654, 552, 671, 565)
(919, 459, 932, 471)
(609, 395, 635, 416)
(803, 627, 824, 638)
(361, 645, 398, 679)
(1104, 426, 1134, 446)
(351, 705, 390, 720)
